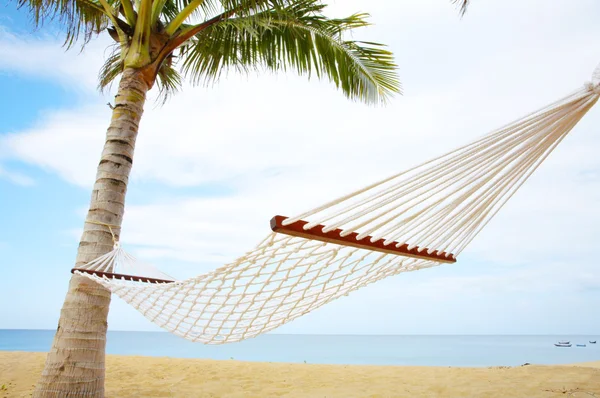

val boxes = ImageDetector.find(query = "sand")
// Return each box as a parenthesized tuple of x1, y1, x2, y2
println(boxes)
(1, 352, 599, 397)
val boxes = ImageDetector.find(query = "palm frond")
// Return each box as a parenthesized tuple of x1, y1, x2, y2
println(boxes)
(180, 0, 399, 105)
(155, 60, 183, 103)
(219, 0, 286, 15)
(98, 44, 123, 91)
(160, 0, 219, 24)
(451, 0, 469, 17)
(16, 0, 111, 47)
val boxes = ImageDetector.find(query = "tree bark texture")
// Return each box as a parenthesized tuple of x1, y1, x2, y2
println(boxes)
(33, 68, 149, 398)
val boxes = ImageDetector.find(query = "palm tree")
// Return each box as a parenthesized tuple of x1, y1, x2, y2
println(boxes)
(14, 0, 400, 396)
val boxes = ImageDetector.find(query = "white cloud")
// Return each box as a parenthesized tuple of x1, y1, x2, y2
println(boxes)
(3, 0, 600, 332)
(0, 164, 35, 186)
(0, 27, 112, 93)
(1, 106, 108, 185)
(403, 262, 600, 298)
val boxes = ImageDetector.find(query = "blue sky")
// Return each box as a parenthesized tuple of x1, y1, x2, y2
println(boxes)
(1, 0, 600, 335)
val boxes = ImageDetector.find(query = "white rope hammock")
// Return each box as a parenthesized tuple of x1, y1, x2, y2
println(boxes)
(74, 69, 600, 344)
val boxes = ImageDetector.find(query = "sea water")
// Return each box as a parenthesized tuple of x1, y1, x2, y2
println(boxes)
(1, 330, 598, 367)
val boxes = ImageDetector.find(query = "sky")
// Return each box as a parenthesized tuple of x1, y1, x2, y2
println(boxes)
(0, 0, 599, 336)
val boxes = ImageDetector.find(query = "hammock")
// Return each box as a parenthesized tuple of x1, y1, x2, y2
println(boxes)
(74, 69, 600, 344)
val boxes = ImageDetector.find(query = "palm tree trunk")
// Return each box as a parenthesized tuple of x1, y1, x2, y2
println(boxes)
(33, 68, 150, 398)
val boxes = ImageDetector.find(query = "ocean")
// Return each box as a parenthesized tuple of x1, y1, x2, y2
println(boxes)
(1, 330, 598, 367)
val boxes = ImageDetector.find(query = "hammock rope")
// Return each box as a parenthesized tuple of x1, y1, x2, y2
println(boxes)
(73, 69, 600, 344)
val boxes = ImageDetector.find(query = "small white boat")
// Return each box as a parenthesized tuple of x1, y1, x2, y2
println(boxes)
(554, 343, 572, 347)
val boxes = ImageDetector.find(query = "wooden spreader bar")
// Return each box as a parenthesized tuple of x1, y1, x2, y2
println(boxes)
(270, 215, 456, 264)
(71, 268, 175, 284)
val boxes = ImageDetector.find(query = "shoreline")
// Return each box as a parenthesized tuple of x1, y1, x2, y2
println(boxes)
(1, 352, 599, 397)
(1, 349, 600, 368)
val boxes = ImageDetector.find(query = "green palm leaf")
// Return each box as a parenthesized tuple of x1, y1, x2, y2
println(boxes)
(180, 0, 400, 104)
(16, 0, 110, 46)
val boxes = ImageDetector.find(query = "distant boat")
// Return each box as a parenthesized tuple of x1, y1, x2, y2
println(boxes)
(558, 341, 570, 344)
(554, 343, 572, 347)
(590, 341, 597, 344)
(576, 344, 586, 347)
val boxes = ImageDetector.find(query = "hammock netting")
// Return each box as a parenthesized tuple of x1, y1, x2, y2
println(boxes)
(74, 72, 600, 344)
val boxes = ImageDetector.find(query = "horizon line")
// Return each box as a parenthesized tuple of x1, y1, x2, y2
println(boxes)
(1, 329, 596, 336)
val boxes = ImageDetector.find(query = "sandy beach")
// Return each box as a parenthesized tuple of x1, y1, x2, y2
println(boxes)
(1, 352, 599, 397)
